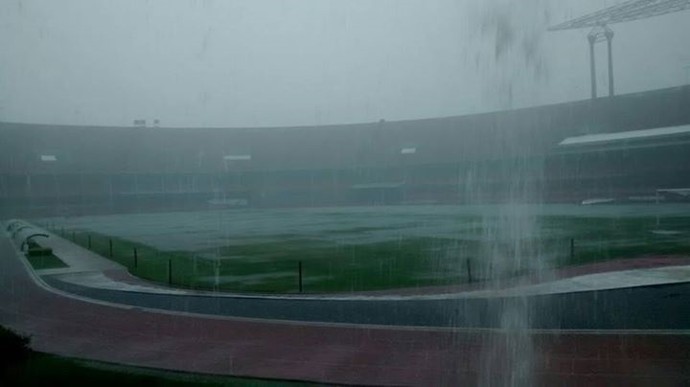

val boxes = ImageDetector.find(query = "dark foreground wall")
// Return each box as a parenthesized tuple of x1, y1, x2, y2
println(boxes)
(1, 86, 689, 216)
(42, 273, 690, 330)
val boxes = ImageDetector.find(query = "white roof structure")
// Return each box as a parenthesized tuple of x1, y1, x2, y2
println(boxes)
(558, 124, 690, 147)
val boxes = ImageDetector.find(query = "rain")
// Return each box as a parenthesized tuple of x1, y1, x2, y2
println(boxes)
(1, 0, 690, 386)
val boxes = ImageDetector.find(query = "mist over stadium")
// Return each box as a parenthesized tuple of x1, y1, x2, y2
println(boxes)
(2, 1, 690, 386)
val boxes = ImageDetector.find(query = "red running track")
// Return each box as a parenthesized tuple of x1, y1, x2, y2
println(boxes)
(1, 236, 689, 386)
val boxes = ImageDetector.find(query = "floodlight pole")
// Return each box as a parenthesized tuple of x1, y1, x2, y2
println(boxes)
(551, 0, 690, 99)
(586, 25, 615, 100)
(605, 28, 615, 97)
(588, 34, 598, 99)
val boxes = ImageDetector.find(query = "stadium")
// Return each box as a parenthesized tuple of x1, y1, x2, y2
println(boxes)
(2, 0, 690, 385)
(2, 85, 689, 217)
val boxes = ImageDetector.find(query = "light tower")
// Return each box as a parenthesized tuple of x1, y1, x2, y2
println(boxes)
(550, 0, 690, 100)
(586, 24, 615, 98)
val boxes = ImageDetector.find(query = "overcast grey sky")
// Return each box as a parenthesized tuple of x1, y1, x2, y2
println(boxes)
(1, 0, 688, 127)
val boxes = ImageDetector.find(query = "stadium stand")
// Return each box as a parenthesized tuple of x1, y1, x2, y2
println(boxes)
(1, 85, 689, 216)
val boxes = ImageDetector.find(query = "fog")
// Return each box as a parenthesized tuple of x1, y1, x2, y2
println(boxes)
(1, 0, 688, 127)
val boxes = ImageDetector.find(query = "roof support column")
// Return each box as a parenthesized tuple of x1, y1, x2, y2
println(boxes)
(588, 34, 598, 99)
(605, 28, 615, 97)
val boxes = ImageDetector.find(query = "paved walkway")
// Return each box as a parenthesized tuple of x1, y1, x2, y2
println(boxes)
(47, 260, 690, 301)
(3, 221, 690, 385)
(11, 221, 121, 274)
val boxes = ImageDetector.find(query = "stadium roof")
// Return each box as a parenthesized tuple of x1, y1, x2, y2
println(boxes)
(550, 0, 690, 30)
(1, 86, 688, 174)
(558, 124, 690, 147)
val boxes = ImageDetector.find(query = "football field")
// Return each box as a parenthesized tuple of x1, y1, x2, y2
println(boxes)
(38, 204, 690, 293)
